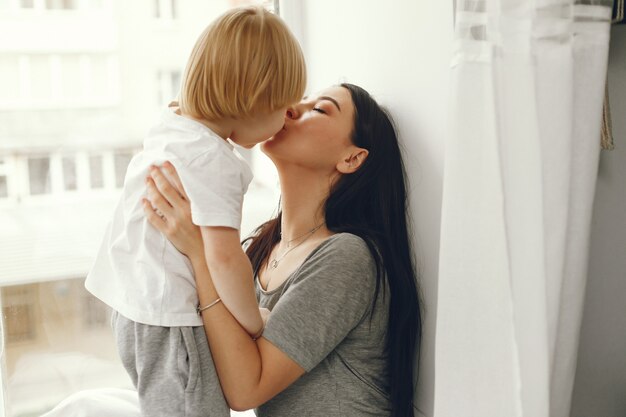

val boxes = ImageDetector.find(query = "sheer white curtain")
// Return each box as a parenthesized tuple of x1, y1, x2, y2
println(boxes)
(435, 1, 612, 417)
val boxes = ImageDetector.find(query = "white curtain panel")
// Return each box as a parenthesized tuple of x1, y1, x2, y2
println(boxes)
(435, 1, 612, 416)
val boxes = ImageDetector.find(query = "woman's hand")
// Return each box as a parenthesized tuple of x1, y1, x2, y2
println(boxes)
(142, 162, 204, 260)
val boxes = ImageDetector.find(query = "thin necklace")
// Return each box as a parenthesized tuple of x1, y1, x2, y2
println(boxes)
(281, 223, 323, 248)
(264, 225, 322, 291)
(269, 223, 324, 270)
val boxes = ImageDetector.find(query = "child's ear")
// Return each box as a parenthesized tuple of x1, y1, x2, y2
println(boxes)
(336, 148, 369, 174)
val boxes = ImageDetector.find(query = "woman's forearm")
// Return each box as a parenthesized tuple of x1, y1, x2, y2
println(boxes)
(190, 254, 265, 410)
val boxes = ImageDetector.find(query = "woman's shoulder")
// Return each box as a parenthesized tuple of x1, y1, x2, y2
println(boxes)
(312, 232, 374, 260)
(293, 232, 378, 289)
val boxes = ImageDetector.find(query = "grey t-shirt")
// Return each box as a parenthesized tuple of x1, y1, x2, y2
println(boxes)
(255, 233, 391, 417)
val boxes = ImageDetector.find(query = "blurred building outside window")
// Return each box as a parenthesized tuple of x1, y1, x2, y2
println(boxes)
(0, 0, 279, 415)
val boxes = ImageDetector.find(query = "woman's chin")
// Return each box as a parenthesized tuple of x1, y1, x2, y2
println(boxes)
(260, 138, 276, 155)
(262, 131, 284, 151)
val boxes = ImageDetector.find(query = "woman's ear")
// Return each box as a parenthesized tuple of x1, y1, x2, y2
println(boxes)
(337, 148, 369, 174)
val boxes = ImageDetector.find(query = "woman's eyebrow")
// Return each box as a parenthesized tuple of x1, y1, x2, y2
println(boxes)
(318, 96, 341, 112)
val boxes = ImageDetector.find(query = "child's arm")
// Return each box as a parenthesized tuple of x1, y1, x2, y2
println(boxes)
(200, 226, 263, 338)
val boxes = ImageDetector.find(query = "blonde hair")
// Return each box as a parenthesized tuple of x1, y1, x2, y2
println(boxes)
(179, 6, 306, 121)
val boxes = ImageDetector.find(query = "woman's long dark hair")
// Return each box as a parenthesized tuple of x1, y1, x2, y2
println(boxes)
(245, 83, 421, 417)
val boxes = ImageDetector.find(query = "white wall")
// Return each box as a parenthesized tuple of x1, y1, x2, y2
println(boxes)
(293, 3, 626, 416)
(571, 24, 626, 417)
(294, 1, 453, 415)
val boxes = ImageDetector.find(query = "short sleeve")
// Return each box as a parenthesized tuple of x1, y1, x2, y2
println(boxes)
(171, 149, 248, 230)
(261, 234, 378, 372)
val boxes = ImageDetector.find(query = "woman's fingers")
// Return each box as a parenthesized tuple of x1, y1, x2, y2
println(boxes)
(145, 177, 175, 219)
(143, 173, 202, 258)
(149, 165, 185, 206)
(162, 161, 189, 201)
(142, 199, 167, 231)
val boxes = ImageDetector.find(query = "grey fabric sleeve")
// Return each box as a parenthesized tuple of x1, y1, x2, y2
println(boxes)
(261, 234, 377, 372)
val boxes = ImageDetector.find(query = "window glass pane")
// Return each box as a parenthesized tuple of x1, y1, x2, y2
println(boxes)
(0, 56, 20, 102)
(91, 55, 109, 100)
(171, 0, 178, 19)
(157, 70, 181, 106)
(3, 280, 129, 416)
(171, 70, 181, 98)
(114, 152, 133, 188)
(0, 176, 7, 198)
(46, 0, 77, 9)
(30, 56, 51, 101)
(62, 55, 82, 100)
(28, 157, 50, 195)
(2, 285, 36, 344)
(154, 0, 177, 19)
(89, 155, 104, 189)
(62, 156, 77, 191)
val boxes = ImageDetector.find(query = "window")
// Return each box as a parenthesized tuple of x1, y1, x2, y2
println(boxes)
(46, 0, 77, 9)
(114, 151, 133, 188)
(2, 285, 37, 344)
(82, 293, 109, 328)
(154, 0, 177, 19)
(62, 156, 77, 191)
(89, 154, 104, 189)
(2, 2, 278, 416)
(11, 53, 116, 106)
(0, 56, 20, 102)
(0, 157, 8, 198)
(157, 70, 182, 106)
(29, 55, 52, 101)
(90, 55, 112, 101)
(62, 54, 83, 101)
(0, 175, 7, 198)
(27, 157, 51, 195)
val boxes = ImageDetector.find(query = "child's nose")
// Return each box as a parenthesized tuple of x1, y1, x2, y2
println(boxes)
(286, 107, 299, 120)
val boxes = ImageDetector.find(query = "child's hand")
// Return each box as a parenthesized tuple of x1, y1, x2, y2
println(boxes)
(259, 307, 271, 327)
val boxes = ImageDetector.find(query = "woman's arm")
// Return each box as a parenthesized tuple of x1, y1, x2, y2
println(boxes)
(143, 163, 305, 411)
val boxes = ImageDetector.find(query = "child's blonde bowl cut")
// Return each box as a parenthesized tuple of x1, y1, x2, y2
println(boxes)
(179, 6, 306, 121)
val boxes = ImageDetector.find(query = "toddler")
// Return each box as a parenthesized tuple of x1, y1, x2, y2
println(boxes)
(85, 6, 306, 416)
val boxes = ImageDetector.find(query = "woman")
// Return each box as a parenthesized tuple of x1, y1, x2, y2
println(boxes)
(44, 83, 421, 417)
(143, 83, 422, 416)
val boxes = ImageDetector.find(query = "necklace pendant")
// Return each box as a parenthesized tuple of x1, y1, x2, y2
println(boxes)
(270, 259, 279, 269)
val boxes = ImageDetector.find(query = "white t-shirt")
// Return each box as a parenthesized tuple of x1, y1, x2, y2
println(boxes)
(85, 107, 253, 327)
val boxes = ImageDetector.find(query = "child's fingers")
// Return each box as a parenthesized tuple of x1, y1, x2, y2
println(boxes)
(142, 199, 167, 231)
(162, 161, 189, 201)
(149, 166, 185, 206)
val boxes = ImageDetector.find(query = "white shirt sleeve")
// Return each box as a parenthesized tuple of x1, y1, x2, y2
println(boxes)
(171, 148, 247, 230)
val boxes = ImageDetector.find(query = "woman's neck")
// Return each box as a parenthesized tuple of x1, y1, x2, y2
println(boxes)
(277, 167, 332, 241)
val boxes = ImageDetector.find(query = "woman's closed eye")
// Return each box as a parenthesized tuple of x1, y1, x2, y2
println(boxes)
(312, 107, 327, 114)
